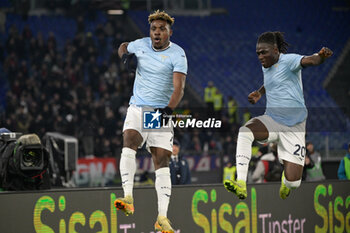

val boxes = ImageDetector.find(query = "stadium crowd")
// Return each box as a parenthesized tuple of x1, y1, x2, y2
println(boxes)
(1, 17, 132, 157)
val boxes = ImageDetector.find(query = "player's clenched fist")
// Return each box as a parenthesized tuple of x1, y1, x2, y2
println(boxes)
(318, 47, 333, 59)
(248, 90, 261, 104)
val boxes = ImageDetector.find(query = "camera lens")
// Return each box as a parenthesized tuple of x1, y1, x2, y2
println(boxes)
(22, 149, 41, 167)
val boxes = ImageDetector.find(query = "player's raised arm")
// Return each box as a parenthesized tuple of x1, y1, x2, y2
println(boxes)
(118, 42, 135, 70)
(248, 85, 265, 104)
(301, 47, 333, 67)
(118, 42, 129, 58)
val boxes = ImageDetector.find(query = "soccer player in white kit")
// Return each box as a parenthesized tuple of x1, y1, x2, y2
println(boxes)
(224, 31, 333, 200)
(114, 10, 187, 233)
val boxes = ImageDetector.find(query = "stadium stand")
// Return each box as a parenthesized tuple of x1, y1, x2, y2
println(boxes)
(0, 0, 349, 157)
(0, 10, 132, 157)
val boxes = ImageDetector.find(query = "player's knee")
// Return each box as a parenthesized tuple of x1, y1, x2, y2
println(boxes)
(238, 126, 254, 142)
(284, 178, 301, 189)
(152, 153, 171, 170)
(123, 130, 143, 150)
(154, 161, 169, 170)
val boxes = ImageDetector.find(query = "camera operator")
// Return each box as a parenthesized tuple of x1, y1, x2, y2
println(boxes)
(0, 128, 50, 191)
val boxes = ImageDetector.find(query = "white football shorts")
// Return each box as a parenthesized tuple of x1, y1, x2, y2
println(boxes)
(123, 105, 174, 152)
(249, 114, 306, 166)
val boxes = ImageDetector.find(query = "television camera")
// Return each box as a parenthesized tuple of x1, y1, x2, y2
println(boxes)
(0, 131, 50, 191)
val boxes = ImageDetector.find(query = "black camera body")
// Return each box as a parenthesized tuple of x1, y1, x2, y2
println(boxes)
(0, 132, 50, 191)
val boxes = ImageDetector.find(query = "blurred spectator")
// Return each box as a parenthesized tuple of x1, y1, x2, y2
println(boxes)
(337, 143, 350, 180)
(190, 134, 202, 152)
(302, 153, 314, 181)
(204, 81, 216, 117)
(14, 0, 30, 20)
(242, 108, 251, 125)
(76, 16, 85, 34)
(252, 143, 282, 183)
(101, 138, 113, 158)
(223, 161, 236, 183)
(227, 96, 239, 125)
(135, 169, 154, 186)
(213, 89, 223, 118)
(169, 140, 191, 185)
(78, 112, 95, 157)
(305, 141, 325, 181)
(251, 145, 268, 183)
(223, 135, 236, 156)
(0, 11, 5, 34)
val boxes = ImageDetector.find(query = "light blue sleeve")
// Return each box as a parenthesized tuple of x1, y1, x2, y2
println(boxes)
(173, 50, 188, 75)
(127, 38, 143, 54)
(287, 53, 304, 72)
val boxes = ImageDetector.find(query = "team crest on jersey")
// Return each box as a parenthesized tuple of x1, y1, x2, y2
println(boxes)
(160, 55, 169, 61)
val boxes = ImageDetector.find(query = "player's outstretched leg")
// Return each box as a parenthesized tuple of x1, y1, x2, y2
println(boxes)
(154, 167, 174, 232)
(115, 147, 137, 215)
(224, 179, 247, 199)
(224, 126, 254, 199)
(114, 195, 135, 216)
(154, 216, 174, 233)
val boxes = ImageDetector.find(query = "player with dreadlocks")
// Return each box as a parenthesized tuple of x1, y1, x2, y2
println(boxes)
(224, 31, 333, 200)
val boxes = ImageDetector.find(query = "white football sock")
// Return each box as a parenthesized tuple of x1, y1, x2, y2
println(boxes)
(120, 147, 137, 197)
(155, 167, 171, 217)
(236, 126, 254, 181)
(284, 178, 301, 189)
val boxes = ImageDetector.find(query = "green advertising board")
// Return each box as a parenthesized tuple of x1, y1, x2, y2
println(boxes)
(0, 181, 349, 232)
